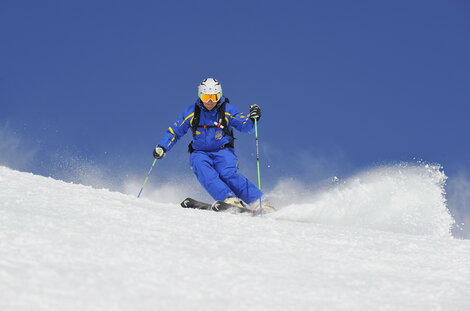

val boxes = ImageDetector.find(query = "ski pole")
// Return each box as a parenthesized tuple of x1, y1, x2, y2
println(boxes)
(137, 158, 157, 198)
(253, 118, 263, 215)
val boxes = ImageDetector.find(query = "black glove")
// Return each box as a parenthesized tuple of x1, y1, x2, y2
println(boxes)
(249, 104, 261, 122)
(153, 146, 166, 159)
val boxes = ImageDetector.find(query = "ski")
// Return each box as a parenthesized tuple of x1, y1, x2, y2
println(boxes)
(211, 200, 255, 214)
(180, 197, 257, 214)
(181, 197, 212, 210)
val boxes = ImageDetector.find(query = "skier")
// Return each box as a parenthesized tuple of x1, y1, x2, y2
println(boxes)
(153, 78, 272, 212)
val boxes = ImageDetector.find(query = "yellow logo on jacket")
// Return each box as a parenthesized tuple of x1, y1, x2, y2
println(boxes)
(215, 130, 223, 140)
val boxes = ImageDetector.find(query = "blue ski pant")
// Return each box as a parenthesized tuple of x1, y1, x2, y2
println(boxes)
(190, 148, 262, 203)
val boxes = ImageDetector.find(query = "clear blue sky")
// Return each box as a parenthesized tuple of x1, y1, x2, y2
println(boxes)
(1, 0, 469, 192)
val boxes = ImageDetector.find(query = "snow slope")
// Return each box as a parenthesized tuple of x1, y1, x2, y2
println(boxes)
(1, 165, 469, 310)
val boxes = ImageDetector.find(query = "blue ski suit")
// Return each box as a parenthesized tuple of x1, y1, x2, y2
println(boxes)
(158, 97, 262, 203)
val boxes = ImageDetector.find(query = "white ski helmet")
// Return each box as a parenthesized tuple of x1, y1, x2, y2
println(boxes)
(198, 78, 222, 96)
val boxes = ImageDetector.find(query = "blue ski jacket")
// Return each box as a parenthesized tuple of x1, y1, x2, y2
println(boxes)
(158, 97, 255, 152)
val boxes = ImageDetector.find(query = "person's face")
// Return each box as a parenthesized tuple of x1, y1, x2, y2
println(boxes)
(202, 99, 217, 110)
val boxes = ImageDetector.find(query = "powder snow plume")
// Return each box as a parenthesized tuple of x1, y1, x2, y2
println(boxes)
(269, 164, 454, 238)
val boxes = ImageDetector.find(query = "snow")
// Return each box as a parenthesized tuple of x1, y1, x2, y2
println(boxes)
(1, 165, 469, 310)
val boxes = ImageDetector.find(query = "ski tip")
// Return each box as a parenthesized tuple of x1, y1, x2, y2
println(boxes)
(211, 201, 234, 212)
(181, 197, 194, 208)
(180, 197, 212, 210)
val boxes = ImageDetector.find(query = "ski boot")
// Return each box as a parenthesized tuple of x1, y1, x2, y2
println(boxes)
(223, 196, 245, 208)
(250, 200, 276, 214)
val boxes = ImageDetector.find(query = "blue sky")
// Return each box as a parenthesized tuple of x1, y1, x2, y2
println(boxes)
(1, 0, 469, 198)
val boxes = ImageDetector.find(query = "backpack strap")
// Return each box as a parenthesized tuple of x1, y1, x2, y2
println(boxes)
(191, 98, 233, 137)
(191, 104, 201, 135)
(216, 99, 234, 137)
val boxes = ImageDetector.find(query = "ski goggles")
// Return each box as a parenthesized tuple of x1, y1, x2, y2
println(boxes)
(199, 93, 222, 102)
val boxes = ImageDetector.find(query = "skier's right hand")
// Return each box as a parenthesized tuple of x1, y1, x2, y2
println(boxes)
(153, 146, 166, 159)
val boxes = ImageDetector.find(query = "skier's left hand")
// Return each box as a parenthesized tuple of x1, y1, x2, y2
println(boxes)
(249, 104, 261, 122)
